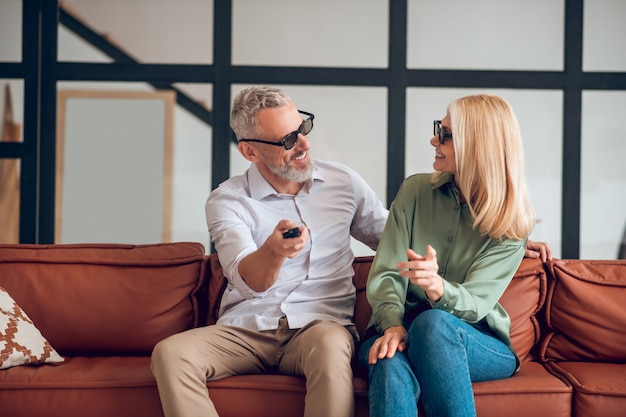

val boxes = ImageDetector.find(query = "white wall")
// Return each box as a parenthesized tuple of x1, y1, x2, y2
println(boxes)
(1, 0, 625, 258)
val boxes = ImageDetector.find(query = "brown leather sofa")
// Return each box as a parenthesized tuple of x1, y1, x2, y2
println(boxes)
(0, 242, 624, 417)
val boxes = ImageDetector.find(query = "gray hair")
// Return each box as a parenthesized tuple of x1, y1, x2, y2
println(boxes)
(230, 86, 291, 140)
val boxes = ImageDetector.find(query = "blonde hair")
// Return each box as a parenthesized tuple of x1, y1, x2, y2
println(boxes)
(436, 94, 537, 240)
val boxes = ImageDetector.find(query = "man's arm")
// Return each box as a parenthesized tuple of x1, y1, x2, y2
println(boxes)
(525, 240, 553, 262)
(347, 166, 389, 250)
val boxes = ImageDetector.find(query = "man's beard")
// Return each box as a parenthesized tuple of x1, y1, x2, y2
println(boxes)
(268, 158, 315, 183)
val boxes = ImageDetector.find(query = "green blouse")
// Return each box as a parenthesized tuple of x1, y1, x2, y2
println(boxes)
(366, 172, 527, 357)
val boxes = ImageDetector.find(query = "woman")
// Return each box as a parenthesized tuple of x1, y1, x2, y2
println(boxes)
(359, 94, 537, 417)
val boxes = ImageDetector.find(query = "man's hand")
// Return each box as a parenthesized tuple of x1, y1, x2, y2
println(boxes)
(525, 240, 553, 262)
(368, 326, 407, 364)
(239, 220, 308, 292)
(265, 220, 308, 259)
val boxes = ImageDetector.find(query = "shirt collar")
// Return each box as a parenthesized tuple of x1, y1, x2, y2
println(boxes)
(431, 171, 455, 190)
(248, 161, 325, 200)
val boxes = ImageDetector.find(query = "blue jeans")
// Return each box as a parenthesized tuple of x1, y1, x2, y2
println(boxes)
(358, 309, 517, 417)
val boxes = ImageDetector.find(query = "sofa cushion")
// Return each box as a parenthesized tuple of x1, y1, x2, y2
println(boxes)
(206, 374, 369, 417)
(540, 259, 626, 362)
(203, 362, 572, 417)
(545, 361, 626, 417)
(0, 243, 206, 355)
(473, 361, 572, 417)
(0, 286, 64, 369)
(0, 356, 164, 417)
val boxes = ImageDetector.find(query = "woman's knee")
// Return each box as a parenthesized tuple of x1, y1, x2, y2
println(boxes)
(368, 353, 420, 397)
(406, 309, 466, 359)
(409, 309, 457, 338)
(370, 353, 409, 376)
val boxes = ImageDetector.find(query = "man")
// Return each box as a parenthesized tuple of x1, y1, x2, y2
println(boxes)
(151, 86, 388, 417)
(150, 86, 552, 417)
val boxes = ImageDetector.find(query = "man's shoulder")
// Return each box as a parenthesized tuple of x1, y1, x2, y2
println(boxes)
(313, 158, 352, 173)
(209, 172, 249, 200)
(313, 159, 365, 183)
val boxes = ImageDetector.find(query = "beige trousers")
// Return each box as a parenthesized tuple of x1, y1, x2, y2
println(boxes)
(151, 318, 356, 417)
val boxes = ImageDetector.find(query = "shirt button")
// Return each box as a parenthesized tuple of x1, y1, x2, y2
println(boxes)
(447, 237, 453, 242)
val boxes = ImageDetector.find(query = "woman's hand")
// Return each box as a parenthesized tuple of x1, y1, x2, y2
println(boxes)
(397, 245, 444, 302)
(368, 326, 407, 364)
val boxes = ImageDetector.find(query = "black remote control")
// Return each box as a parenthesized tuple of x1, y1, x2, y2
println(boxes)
(282, 227, 301, 239)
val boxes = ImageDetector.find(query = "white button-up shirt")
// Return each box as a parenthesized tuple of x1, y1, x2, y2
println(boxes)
(205, 159, 387, 331)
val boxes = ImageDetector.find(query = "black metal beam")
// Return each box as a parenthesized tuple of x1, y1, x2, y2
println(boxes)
(59, 7, 137, 64)
(18, 0, 40, 243)
(58, 6, 214, 127)
(57, 62, 215, 82)
(228, 66, 388, 86)
(57, 63, 598, 91)
(405, 70, 564, 89)
(0, 63, 24, 78)
(386, 0, 408, 206)
(38, 0, 59, 243)
(0, 142, 23, 158)
(561, 0, 584, 259)
(211, 0, 232, 191)
(582, 72, 626, 89)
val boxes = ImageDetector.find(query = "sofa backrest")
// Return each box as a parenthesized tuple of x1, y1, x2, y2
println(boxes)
(498, 258, 547, 362)
(206, 253, 226, 326)
(351, 256, 374, 341)
(204, 255, 376, 331)
(539, 259, 626, 362)
(206, 254, 546, 363)
(351, 257, 546, 362)
(0, 242, 206, 355)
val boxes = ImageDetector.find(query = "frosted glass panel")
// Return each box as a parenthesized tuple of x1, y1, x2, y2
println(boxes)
(583, 0, 626, 71)
(581, 91, 626, 259)
(407, 0, 564, 70)
(406, 88, 562, 258)
(232, 0, 388, 68)
(229, 84, 387, 256)
(0, 0, 21, 62)
(58, 26, 113, 63)
(57, 91, 175, 244)
(56, 82, 213, 250)
(171, 95, 213, 250)
(58, 0, 213, 64)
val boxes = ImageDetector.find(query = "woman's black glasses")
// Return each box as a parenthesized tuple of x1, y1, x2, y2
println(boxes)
(239, 110, 315, 150)
(433, 120, 453, 144)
